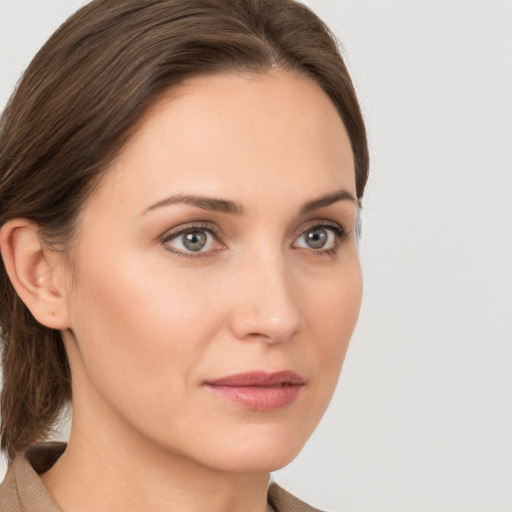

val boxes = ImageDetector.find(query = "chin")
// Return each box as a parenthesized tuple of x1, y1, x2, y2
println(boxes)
(185, 424, 312, 474)
(200, 447, 303, 474)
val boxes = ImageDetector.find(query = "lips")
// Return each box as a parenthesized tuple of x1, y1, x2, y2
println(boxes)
(204, 371, 305, 411)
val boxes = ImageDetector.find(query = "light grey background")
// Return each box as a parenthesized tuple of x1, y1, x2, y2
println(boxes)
(1, 1, 511, 511)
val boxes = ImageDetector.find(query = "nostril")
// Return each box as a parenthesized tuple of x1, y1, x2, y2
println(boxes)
(230, 311, 299, 344)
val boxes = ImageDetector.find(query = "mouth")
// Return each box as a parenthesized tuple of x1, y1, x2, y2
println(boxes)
(204, 371, 305, 411)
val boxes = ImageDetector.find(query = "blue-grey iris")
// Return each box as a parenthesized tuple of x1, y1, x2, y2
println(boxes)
(183, 231, 207, 251)
(306, 228, 328, 249)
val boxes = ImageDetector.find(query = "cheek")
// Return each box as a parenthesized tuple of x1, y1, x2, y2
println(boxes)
(320, 278, 362, 356)
(66, 253, 223, 410)
(303, 260, 363, 388)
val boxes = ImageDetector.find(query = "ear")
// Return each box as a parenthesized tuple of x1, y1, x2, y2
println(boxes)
(0, 219, 71, 330)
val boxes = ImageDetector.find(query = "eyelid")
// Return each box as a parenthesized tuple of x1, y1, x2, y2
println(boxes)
(160, 221, 221, 241)
(294, 219, 347, 238)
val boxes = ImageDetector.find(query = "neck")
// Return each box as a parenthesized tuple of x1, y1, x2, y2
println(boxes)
(42, 423, 271, 512)
(41, 403, 271, 512)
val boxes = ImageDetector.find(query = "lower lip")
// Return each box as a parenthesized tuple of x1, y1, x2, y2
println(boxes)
(205, 384, 303, 411)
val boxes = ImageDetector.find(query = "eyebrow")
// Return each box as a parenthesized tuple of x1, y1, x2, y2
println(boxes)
(142, 194, 244, 216)
(299, 189, 358, 214)
(141, 189, 358, 217)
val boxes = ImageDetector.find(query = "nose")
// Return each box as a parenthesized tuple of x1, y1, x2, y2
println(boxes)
(229, 254, 301, 344)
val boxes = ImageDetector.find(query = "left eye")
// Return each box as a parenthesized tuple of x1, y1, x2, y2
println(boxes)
(164, 228, 217, 253)
(293, 225, 341, 251)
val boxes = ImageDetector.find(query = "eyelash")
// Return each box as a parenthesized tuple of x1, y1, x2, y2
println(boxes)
(160, 221, 348, 259)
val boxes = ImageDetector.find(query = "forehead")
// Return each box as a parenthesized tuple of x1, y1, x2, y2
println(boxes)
(84, 70, 355, 218)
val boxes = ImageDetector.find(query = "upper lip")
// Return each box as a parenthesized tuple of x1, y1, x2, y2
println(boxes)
(205, 370, 305, 387)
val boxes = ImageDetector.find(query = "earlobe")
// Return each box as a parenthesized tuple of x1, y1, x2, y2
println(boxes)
(0, 219, 71, 330)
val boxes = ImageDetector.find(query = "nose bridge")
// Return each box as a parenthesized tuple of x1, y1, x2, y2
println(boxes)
(230, 247, 300, 343)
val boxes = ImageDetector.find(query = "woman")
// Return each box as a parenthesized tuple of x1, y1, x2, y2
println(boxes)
(0, 0, 368, 510)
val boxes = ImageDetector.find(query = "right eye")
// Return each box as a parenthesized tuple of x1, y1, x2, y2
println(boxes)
(162, 224, 224, 257)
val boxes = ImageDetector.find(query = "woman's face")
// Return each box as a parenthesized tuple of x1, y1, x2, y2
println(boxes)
(61, 71, 362, 473)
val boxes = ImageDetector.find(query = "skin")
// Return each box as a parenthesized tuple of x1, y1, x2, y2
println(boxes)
(4, 71, 362, 512)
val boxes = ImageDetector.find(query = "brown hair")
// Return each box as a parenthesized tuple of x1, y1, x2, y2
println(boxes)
(0, 0, 369, 460)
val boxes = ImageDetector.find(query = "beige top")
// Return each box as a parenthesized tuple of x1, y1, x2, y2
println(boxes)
(0, 442, 321, 512)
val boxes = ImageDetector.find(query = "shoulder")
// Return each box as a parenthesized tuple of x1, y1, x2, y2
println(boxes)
(0, 443, 64, 512)
(0, 462, 23, 512)
(268, 482, 324, 512)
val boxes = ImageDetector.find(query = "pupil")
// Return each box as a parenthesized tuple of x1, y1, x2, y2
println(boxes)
(183, 231, 207, 251)
(307, 228, 327, 249)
